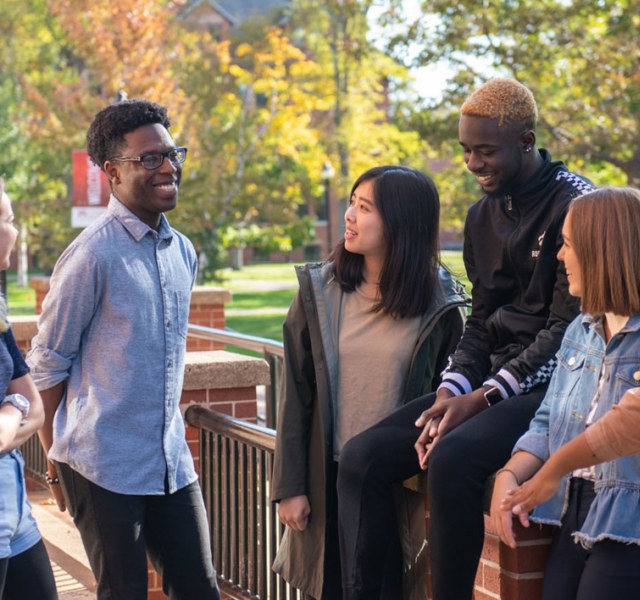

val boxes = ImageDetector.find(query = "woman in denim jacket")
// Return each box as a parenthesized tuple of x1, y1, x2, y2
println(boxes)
(490, 187, 640, 599)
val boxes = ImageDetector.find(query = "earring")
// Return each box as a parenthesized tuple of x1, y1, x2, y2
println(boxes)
(524, 146, 532, 153)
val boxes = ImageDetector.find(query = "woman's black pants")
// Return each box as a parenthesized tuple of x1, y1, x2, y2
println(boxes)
(337, 389, 544, 600)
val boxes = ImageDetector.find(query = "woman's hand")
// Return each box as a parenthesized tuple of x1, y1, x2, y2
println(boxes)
(490, 469, 522, 549)
(501, 465, 563, 522)
(278, 495, 311, 531)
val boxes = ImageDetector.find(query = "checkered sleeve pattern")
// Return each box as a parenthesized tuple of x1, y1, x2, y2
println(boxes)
(519, 356, 559, 394)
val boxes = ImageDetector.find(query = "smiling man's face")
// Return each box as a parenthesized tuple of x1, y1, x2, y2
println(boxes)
(458, 114, 529, 196)
(105, 123, 182, 228)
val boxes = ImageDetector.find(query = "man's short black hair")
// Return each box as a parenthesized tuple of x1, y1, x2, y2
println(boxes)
(86, 99, 171, 171)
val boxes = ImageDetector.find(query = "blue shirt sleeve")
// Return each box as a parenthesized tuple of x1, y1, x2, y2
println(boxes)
(3, 327, 29, 380)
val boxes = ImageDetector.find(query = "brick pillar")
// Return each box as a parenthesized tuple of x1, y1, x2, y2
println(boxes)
(146, 350, 270, 599)
(187, 287, 232, 352)
(29, 276, 50, 315)
(477, 514, 552, 600)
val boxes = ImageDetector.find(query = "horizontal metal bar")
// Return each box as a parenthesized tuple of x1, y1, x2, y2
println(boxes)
(187, 323, 284, 358)
(186, 405, 276, 452)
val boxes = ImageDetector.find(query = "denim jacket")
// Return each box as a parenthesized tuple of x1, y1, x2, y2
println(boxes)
(514, 312, 640, 547)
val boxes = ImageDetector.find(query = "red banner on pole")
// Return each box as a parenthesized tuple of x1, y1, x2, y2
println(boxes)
(72, 150, 110, 227)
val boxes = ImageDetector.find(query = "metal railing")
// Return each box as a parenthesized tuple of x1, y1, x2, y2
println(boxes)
(186, 405, 300, 600)
(188, 324, 284, 428)
(21, 428, 47, 485)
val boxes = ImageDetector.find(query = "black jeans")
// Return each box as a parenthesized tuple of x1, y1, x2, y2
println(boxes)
(543, 478, 640, 600)
(337, 389, 544, 600)
(0, 539, 57, 600)
(56, 462, 219, 600)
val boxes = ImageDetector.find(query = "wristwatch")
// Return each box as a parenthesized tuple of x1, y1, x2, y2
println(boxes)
(482, 385, 503, 407)
(1, 393, 30, 425)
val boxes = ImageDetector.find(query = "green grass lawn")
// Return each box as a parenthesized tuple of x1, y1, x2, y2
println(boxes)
(6, 277, 36, 316)
(217, 264, 300, 290)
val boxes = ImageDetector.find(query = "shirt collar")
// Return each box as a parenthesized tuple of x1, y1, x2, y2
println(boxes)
(581, 313, 640, 335)
(108, 195, 173, 243)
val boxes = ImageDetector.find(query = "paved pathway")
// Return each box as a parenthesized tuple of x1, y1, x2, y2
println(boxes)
(29, 489, 96, 598)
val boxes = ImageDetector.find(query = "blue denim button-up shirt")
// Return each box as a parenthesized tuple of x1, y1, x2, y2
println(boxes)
(515, 312, 640, 547)
(27, 196, 197, 495)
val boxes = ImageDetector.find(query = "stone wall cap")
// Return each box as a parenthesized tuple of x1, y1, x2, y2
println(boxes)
(8, 315, 39, 342)
(183, 350, 270, 389)
(191, 286, 232, 304)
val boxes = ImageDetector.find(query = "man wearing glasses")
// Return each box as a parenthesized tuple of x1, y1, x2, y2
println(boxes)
(27, 99, 220, 599)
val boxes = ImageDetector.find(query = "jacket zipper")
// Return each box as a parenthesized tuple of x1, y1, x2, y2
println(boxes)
(504, 193, 526, 298)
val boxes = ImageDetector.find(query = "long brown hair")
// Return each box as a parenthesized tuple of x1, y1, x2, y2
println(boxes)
(569, 187, 640, 316)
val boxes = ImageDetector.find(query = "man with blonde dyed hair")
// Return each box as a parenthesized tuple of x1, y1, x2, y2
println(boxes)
(337, 79, 593, 599)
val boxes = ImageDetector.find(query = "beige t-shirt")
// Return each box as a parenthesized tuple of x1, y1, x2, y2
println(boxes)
(585, 387, 640, 461)
(334, 286, 421, 459)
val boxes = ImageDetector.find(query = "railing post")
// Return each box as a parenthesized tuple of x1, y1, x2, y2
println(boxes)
(264, 351, 282, 429)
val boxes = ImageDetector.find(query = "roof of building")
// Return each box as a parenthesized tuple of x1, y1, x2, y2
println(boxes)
(183, 0, 290, 25)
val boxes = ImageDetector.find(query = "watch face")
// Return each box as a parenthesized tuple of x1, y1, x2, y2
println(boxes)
(484, 388, 502, 405)
(3, 393, 29, 416)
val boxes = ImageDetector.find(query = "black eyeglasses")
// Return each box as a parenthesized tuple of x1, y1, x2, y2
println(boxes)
(109, 147, 188, 170)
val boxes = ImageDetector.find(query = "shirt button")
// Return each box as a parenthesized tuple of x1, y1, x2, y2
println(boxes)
(568, 356, 576, 366)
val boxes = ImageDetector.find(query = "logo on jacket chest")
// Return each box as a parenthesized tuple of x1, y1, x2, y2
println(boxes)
(531, 231, 546, 259)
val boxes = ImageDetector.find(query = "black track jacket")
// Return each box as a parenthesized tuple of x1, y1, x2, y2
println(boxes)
(440, 149, 594, 399)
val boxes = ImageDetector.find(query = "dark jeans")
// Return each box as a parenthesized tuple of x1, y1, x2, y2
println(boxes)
(56, 462, 219, 600)
(0, 539, 57, 600)
(543, 478, 640, 600)
(337, 389, 544, 600)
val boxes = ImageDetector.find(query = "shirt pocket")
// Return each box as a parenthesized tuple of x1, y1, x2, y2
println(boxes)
(550, 344, 588, 436)
(611, 366, 640, 406)
(554, 345, 586, 396)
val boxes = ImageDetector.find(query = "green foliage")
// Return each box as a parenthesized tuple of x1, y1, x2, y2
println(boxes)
(220, 217, 316, 254)
(383, 0, 640, 199)
(9, 0, 635, 274)
(290, 0, 435, 199)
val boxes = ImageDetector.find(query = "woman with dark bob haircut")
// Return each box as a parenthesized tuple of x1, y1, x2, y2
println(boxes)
(491, 187, 640, 599)
(271, 165, 468, 599)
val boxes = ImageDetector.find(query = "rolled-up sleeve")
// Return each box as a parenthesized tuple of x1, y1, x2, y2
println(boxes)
(26, 346, 73, 390)
(26, 243, 100, 390)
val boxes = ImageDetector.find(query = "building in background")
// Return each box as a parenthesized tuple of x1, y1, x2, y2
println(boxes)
(180, 0, 290, 38)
